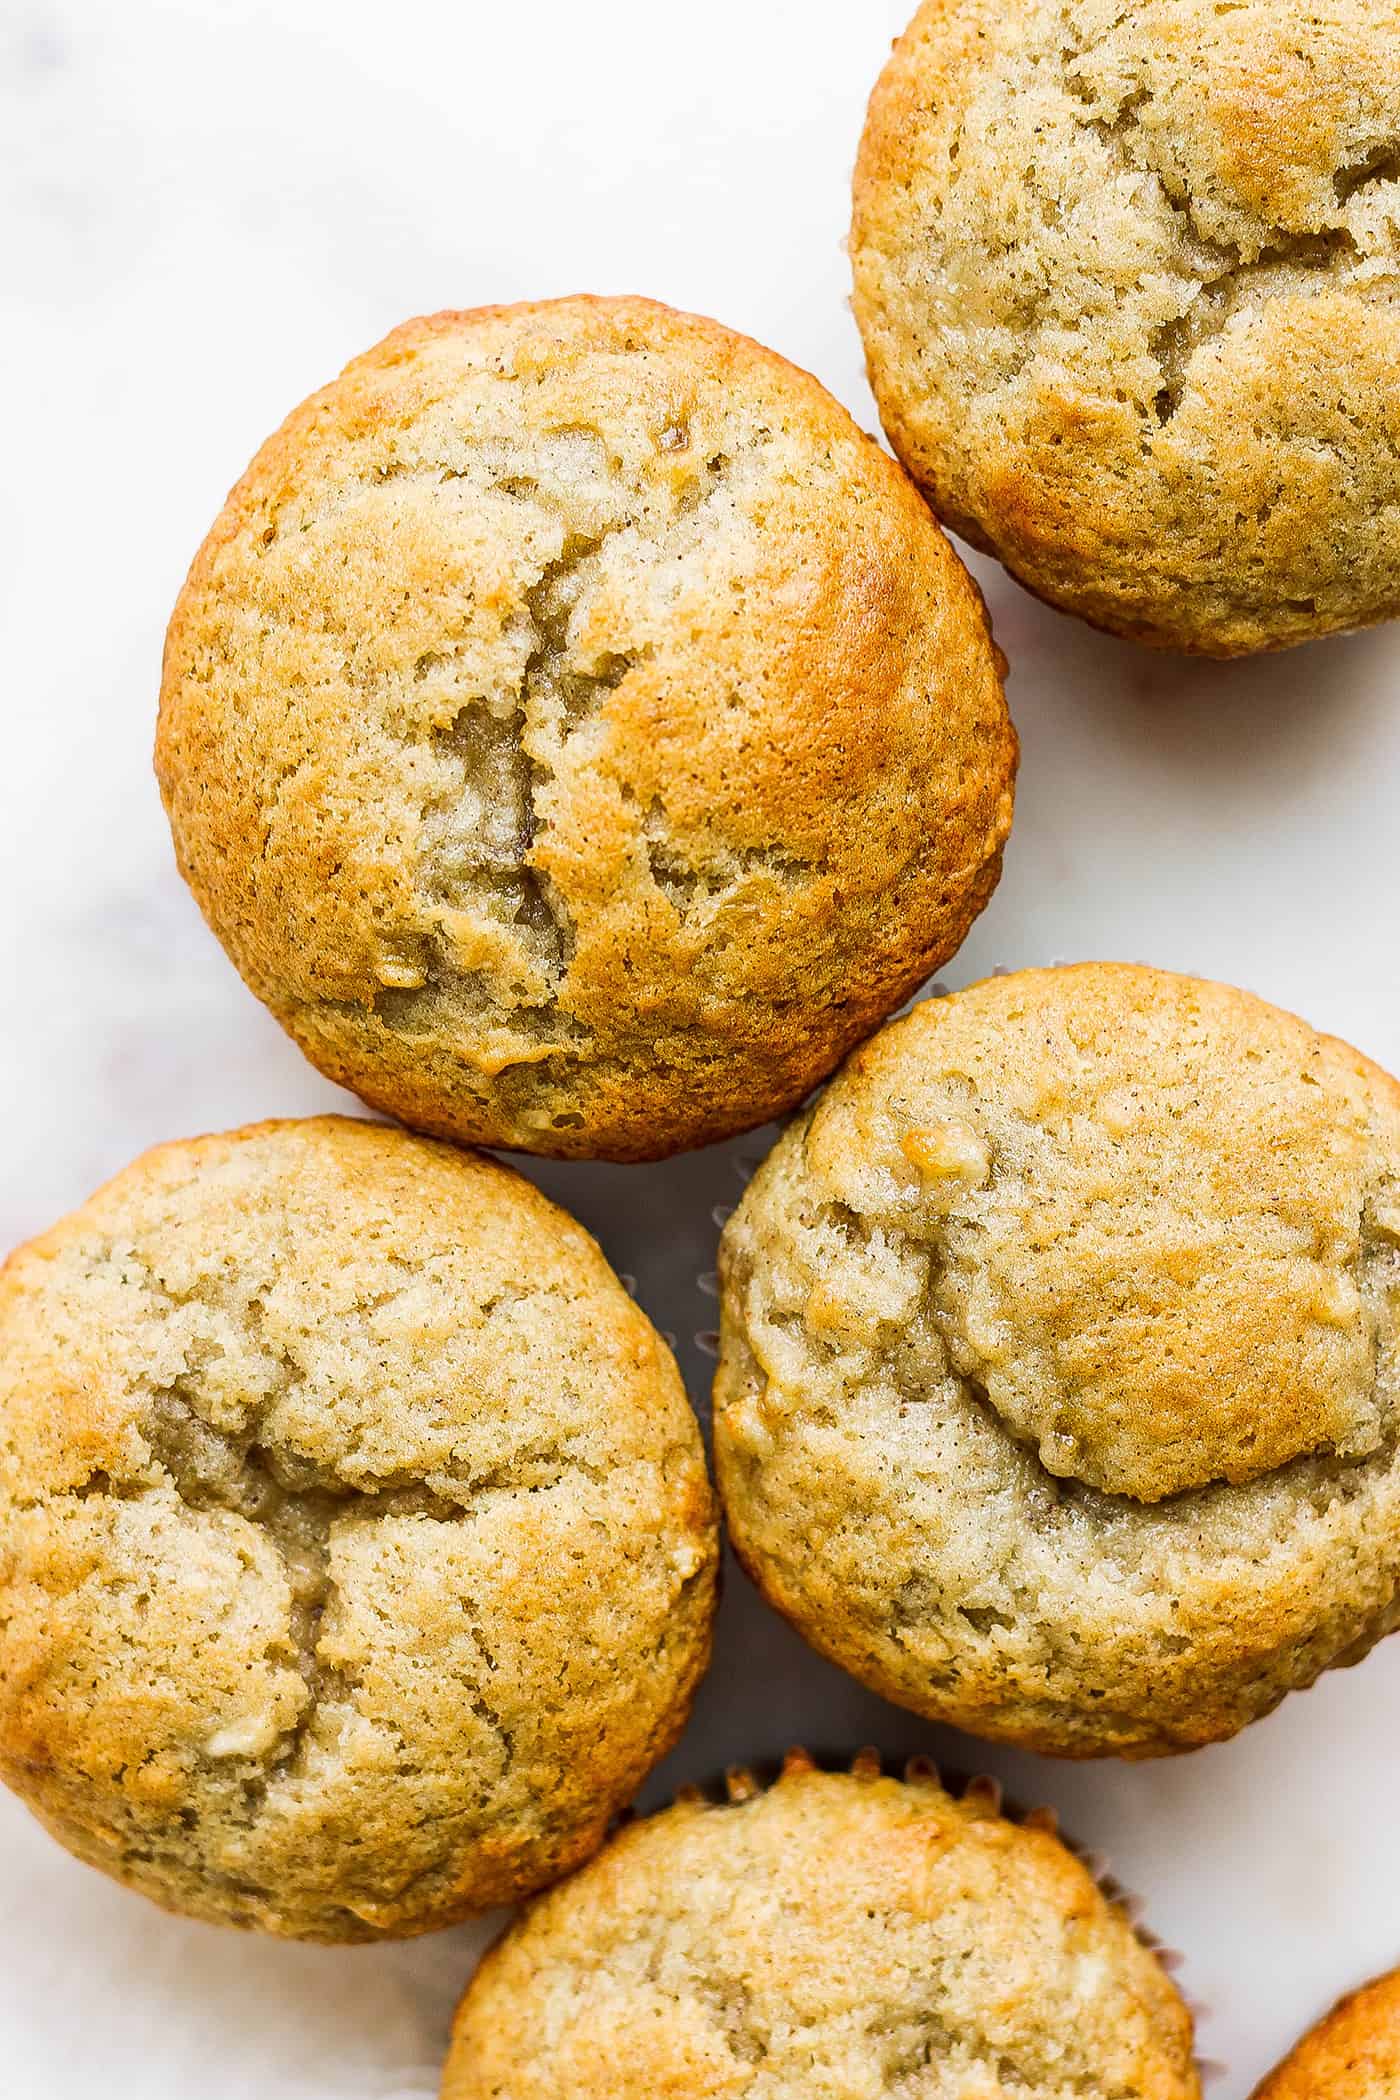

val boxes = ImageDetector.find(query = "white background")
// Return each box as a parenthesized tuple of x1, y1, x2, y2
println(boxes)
(4, 1, 1400, 2092)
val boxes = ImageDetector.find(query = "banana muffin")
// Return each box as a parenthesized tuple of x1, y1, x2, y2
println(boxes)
(1253, 1968, 1400, 2098)
(0, 1117, 718, 1939)
(441, 1753, 1199, 2099)
(852, 0, 1400, 655)
(715, 963, 1400, 1756)
(156, 296, 1016, 1161)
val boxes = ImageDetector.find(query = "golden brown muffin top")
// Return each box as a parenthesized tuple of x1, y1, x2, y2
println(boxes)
(714, 965, 1400, 1755)
(852, 0, 1400, 654)
(1253, 1968, 1400, 2099)
(157, 296, 1014, 1159)
(0, 1117, 717, 1938)
(442, 1758, 1199, 2099)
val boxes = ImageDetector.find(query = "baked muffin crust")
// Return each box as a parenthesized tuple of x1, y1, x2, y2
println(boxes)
(0, 1117, 718, 1938)
(852, 0, 1400, 655)
(1252, 1968, 1400, 2098)
(715, 964, 1400, 1755)
(157, 296, 1015, 1159)
(442, 1757, 1199, 2098)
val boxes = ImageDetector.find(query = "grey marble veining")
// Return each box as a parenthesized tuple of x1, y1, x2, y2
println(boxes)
(4, 3, 1400, 2091)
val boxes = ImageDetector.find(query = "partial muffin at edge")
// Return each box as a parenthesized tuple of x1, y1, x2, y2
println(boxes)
(852, 0, 1400, 655)
(442, 1756, 1199, 2099)
(1252, 1967, 1400, 2098)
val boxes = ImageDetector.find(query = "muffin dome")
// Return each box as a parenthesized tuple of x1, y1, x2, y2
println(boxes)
(1253, 1968, 1400, 2098)
(442, 1756, 1199, 2099)
(156, 296, 1015, 1160)
(0, 1117, 718, 1938)
(852, 0, 1400, 655)
(715, 964, 1400, 1755)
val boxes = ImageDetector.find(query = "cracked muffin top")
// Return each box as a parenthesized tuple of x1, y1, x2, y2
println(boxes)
(441, 1756, 1200, 2099)
(1252, 1967, 1400, 2099)
(155, 295, 1015, 1161)
(851, 0, 1400, 655)
(0, 1116, 718, 1940)
(714, 964, 1400, 1756)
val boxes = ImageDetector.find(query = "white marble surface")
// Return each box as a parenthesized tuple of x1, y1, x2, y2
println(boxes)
(4, 1, 1400, 2092)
